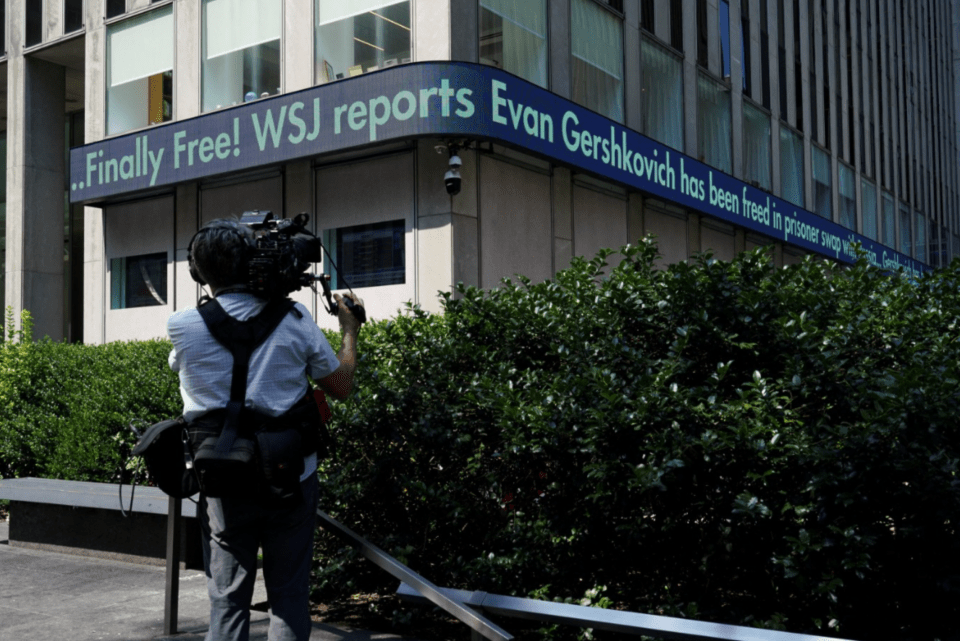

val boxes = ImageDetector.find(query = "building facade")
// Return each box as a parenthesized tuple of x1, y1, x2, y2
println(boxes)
(2, 0, 958, 344)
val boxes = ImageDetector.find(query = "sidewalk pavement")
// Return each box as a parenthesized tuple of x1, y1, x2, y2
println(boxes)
(0, 519, 423, 641)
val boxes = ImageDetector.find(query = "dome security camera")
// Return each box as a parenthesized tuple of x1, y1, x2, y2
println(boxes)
(444, 168, 461, 195)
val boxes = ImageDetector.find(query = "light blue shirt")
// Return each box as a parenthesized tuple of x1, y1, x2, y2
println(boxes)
(167, 293, 340, 480)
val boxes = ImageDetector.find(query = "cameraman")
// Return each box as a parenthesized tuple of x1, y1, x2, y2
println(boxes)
(167, 218, 361, 641)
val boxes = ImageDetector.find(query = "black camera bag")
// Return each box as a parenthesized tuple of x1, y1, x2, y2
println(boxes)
(131, 416, 199, 499)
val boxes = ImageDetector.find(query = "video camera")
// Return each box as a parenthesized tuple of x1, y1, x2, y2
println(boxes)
(239, 210, 366, 324)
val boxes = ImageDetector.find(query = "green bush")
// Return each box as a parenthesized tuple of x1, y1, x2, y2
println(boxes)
(4, 242, 960, 639)
(0, 310, 181, 482)
(315, 241, 960, 640)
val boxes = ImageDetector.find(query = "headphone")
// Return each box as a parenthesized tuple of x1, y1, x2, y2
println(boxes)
(187, 223, 255, 287)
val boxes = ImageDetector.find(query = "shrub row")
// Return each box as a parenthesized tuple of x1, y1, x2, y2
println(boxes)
(0, 309, 181, 482)
(315, 242, 960, 640)
(4, 242, 960, 639)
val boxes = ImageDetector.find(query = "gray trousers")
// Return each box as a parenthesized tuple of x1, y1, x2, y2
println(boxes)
(198, 473, 318, 641)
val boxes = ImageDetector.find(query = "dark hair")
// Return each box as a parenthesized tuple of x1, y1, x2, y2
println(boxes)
(189, 218, 254, 291)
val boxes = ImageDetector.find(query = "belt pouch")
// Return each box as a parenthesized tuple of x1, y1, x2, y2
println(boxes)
(256, 427, 304, 507)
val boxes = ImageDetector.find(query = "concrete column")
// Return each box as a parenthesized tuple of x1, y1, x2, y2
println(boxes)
(174, 182, 199, 313)
(549, 0, 571, 98)
(284, 0, 314, 91)
(682, 0, 698, 157)
(6, 53, 67, 341)
(414, 0, 451, 61)
(729, 0, 742, 179)
(175, 0, 201, 120)
(416, 139, 477, 312)
(623, 0, 641, 131)
(798, 0, 812, 210)
(766, 0, 780, 199)
(627, 191, 644, 246)
(84, 0, 107, 344)
(553, 166, 573, 275)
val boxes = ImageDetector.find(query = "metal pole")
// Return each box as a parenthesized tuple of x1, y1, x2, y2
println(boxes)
(164, 496, 182, 635)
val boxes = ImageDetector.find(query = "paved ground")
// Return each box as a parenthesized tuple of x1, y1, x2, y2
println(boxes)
(0, 519, 421, 641)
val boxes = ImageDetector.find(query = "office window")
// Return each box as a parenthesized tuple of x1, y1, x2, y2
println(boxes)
(838, 163, 856, 231)
(812, 146, 831, 219)
(107, 0, 125, 18)
(572, 0, 624, 122)
(479, 0, 546, 88)
(861, 178, 877, 241)
(779, 125, 804, 208)
(316, 1, 411, 84)
(65, 0, 84, 33)
(669, 0, 683, 51)
(203, 0, 281, 112)
(915, 212, 926, 263)
(26, 0, 42, 47)
(719, 0, 730, 79)
(107, 6, 174, 135)
(640, 0, 654, 32)
(882, 192, 895, 248)
(323, 220, 405, 289)
(899, 202, 911, 256)
(110, 253, 168, 309)
(699, 74, 731, 173)
(742, 102, 771, 191)
(641, 39, 683, 150)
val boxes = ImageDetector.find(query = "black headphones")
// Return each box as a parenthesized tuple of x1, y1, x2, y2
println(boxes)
(187, 223, 255, 287)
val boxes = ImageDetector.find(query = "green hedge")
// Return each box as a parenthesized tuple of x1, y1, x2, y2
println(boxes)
(4, 242, 960, 639)
(315, 242, 960, 640)
(0, 310, 181, 482)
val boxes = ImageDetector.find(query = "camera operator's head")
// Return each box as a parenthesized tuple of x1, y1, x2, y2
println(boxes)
(188, 218, 255, 294)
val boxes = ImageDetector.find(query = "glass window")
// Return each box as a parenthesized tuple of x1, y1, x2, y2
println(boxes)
(107, 6, 174, 135)
(742, 101, 771, 191)
(65, 0, 84, 33)
(698, 74, 732, 173)
(479, 0, 546, 87)
(110, 252, 168, 309)
(641, 39, 683, 150)
(861, 178, 877, 241)
(316, 1, 411, 84)
(203, 0, 281, 111)
(915, 211, 926, 263)
(26, 1, 42, 47)
(882, 191, 895, 248)
(838, 163, 855, 230)
(779, 125, 804, 208)
(812, 146, 832, 219)
(107, 0, 125, 18)
(899, 202, 911, 256)
(719, 0, 730, 78)
(323, 220, 406, 289)
(571, 0, 623, 122)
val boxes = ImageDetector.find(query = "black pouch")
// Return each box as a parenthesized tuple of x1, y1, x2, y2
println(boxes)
(132, 416, 200, 499)
(188, 410, 259, 499)
(256, 427, 305, 508)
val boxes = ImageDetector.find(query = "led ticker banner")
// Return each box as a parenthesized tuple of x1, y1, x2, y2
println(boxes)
(70, 62, 926, 275)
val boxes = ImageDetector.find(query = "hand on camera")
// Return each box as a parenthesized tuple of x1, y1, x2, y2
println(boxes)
(334, 293, 363, 333)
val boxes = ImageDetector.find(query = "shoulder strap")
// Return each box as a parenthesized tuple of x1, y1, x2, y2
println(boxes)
(197, 297, 298, 455)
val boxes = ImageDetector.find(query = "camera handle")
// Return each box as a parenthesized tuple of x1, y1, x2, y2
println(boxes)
(311, 234, 366, 326)
(315, 273, 367, 325)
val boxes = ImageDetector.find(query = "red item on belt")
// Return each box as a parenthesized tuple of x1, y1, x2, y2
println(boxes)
(313, 388, 333, 424)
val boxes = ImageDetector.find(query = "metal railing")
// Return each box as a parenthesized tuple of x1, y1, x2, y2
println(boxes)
(317, 509, 859, 641)
(161, 503, 859, 641)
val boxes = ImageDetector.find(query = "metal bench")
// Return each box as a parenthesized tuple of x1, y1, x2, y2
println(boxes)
(0, 477, 202, 635)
